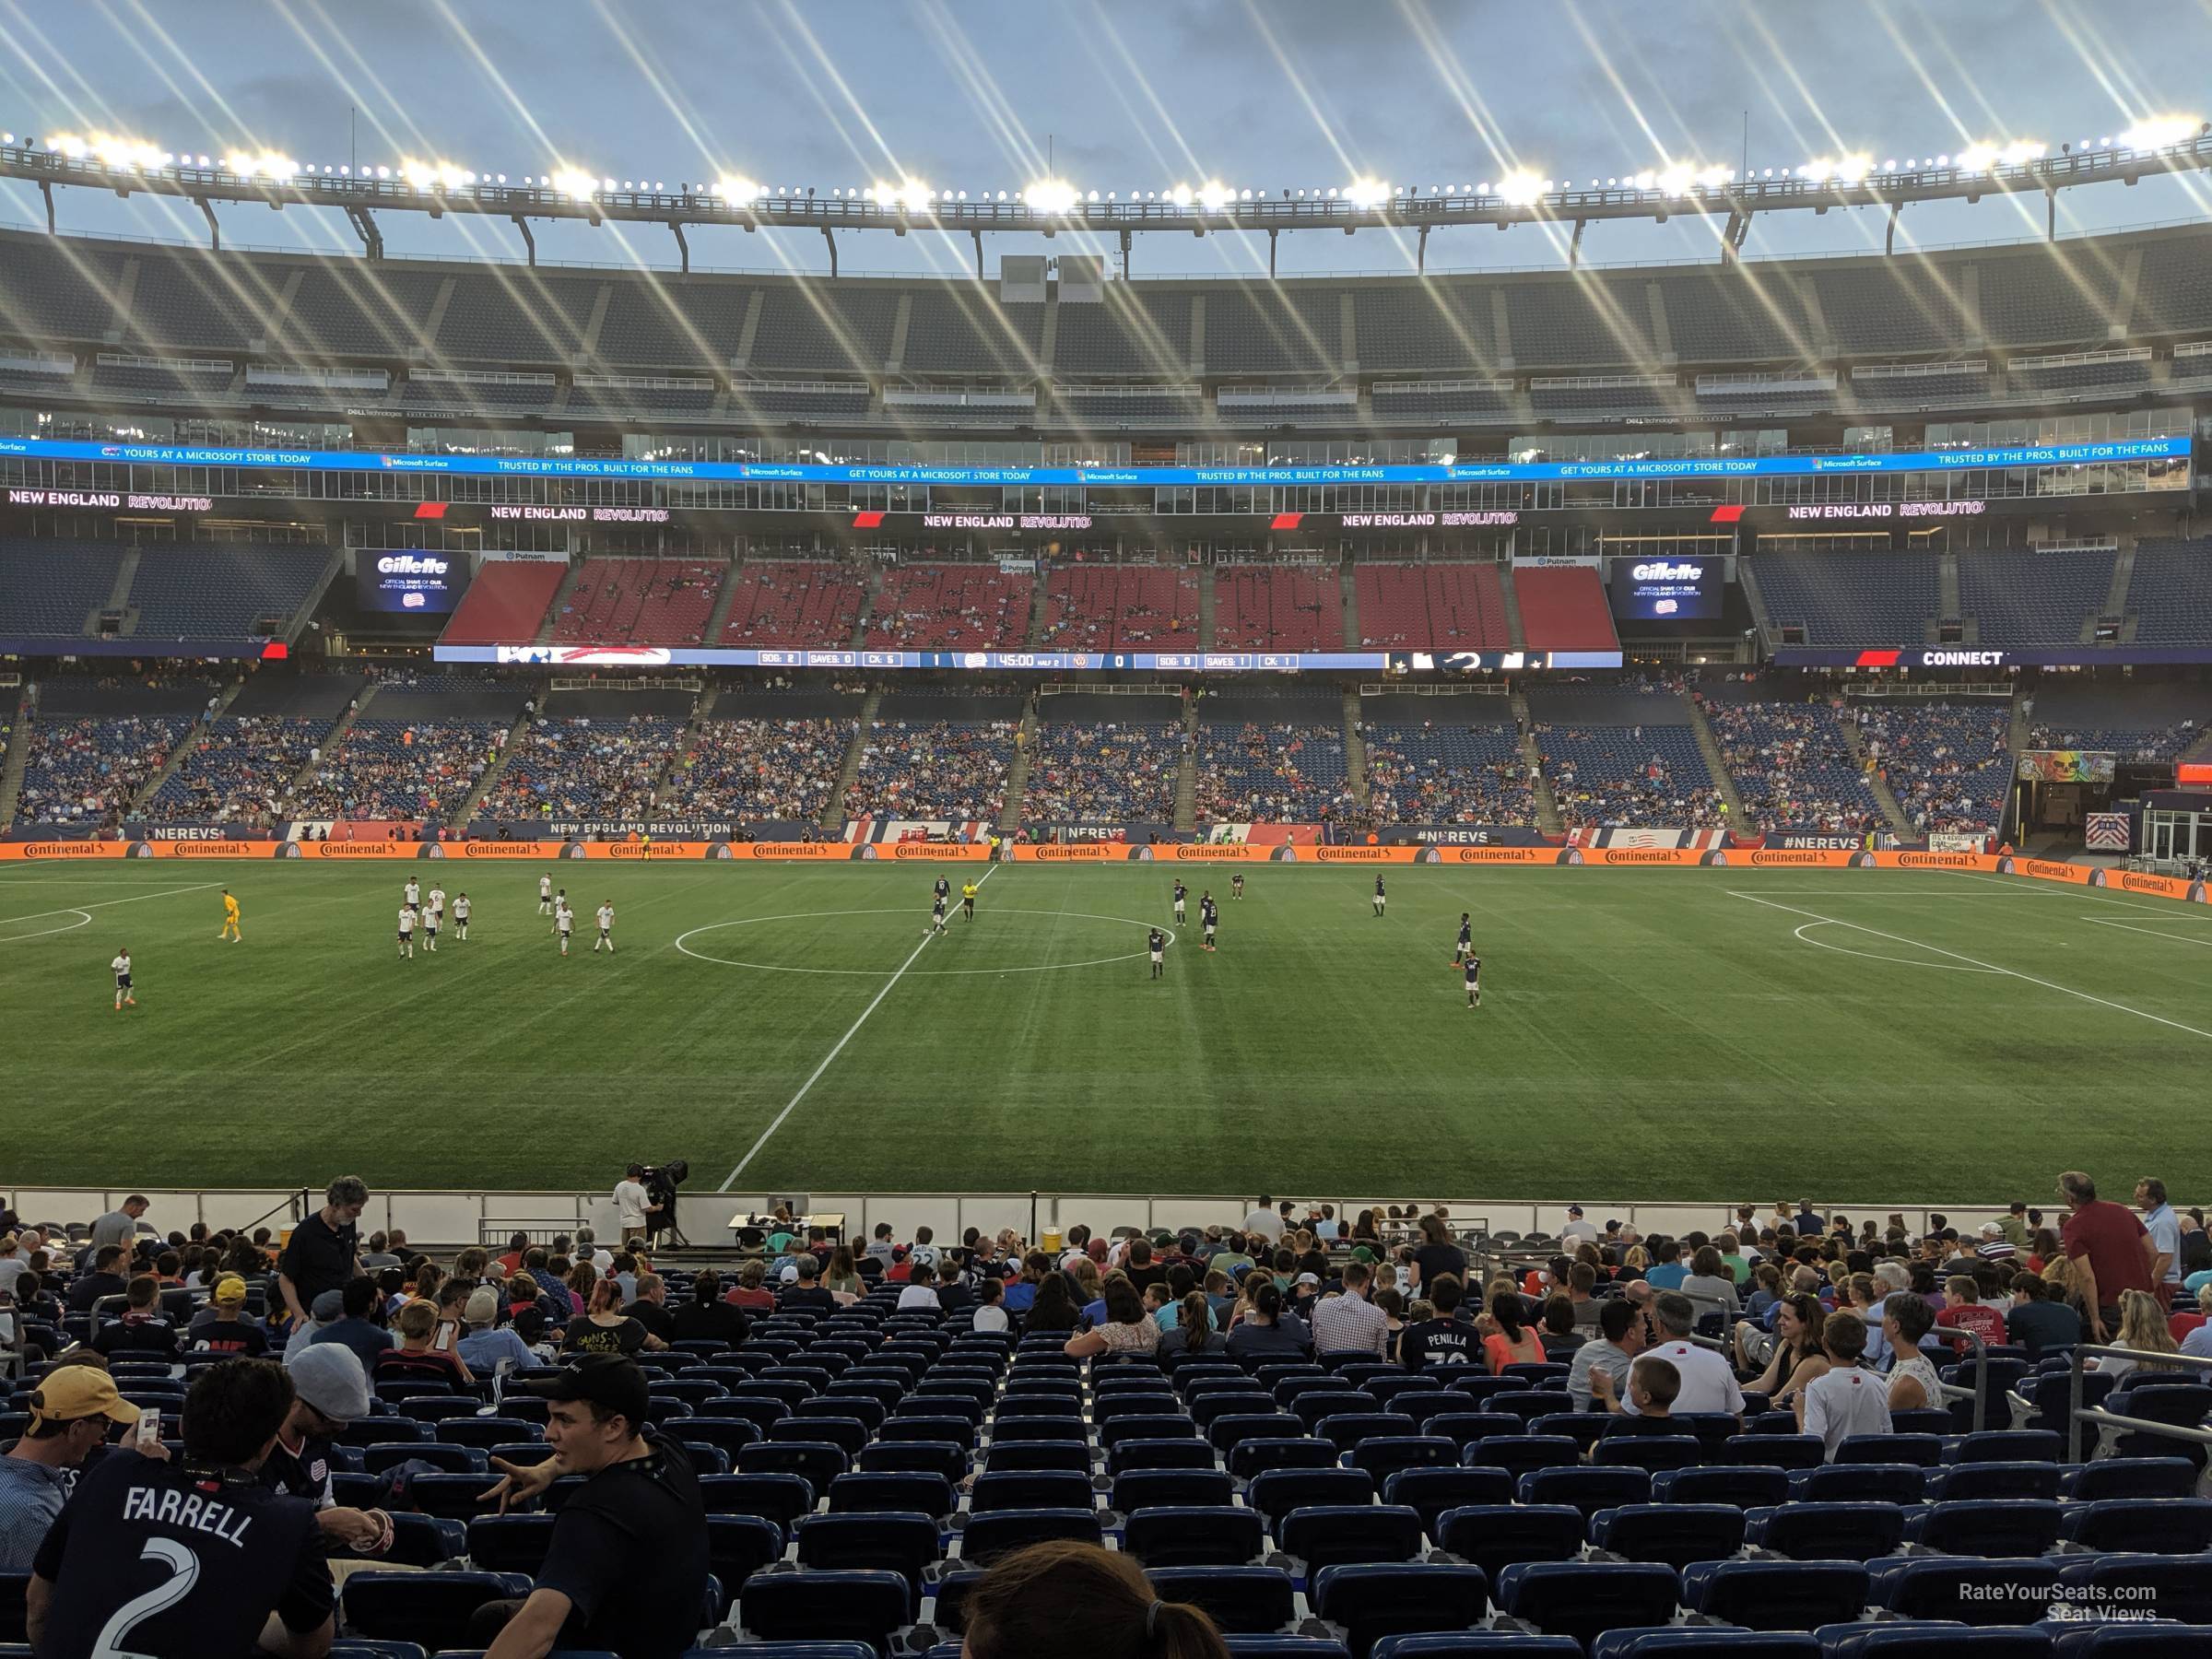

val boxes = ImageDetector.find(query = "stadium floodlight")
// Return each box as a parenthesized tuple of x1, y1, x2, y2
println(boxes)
(2119, 116, 2197, 150)
(1803, 153, 1873, 183)
(550, 168, 599, 198)
(1168, 182, 1194, 207)
(1496, 169, 1547, 206)
(224, 150, 300, 180)
(53, 131, 167, 170)
(1026, 177, 1080, 214)
(1198, 180, 1235, 211)
(1344, 176, 1391, 209)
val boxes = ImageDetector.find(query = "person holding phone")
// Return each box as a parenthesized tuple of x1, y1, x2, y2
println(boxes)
(0, 1367, 168, 1571)
(373, 1300, 475, 1390)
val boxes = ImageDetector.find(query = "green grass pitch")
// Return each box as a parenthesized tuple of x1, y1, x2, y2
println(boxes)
(2, 859, 2206, 1201)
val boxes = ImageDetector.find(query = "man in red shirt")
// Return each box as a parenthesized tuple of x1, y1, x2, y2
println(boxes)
(2059, 1170, 2158, 1342)
(1930, 1272, 2006, 1356)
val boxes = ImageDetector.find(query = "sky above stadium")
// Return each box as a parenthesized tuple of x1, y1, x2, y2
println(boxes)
(4, 0, 2210, 278)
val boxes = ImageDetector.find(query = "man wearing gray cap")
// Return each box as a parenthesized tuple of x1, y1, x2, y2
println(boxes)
(269, 1344, 394, 1556)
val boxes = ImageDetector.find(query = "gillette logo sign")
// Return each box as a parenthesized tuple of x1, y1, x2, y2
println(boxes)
(1630, 560, 1703, 582)
(359, 551, 467, 615)
(377, 555, 450, 576)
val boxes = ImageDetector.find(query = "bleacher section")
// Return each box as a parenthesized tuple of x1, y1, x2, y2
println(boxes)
(1858, 701, 2013, 832)
(1514, 566, 1620, 652)
(478, 712, 688, 820)
(1956, 549, 2114, 646)
(1025, 700, 1184, 822)
(1188, 713, 1353, 824)
(147, 715, 326, 821)
(663, 711, 860, 821)
(0, 540, 125, 640)
(1359, 703, 1535, 825)
(865, 565, 1034, 650)
(1751, 554, 1940, 646)
(15, 693, 194, 825)
(2029, 685, 2212, 763)
(551, 559, 726, 647)
(1211, 566, 1343, 652)
(123, 544, 326, 641)
(2125, 541, 2212, 644)
(1529, 689, 1722, 828)
(441, 561, 566, 646)
(721, 563, 867, 649)
(1700, 693, 1886, 833)
(848, 700, 1018, 821)
(288, 719, 505, 822)
(1041, 566, 1199, 651)
(1352, 565, 1512, 650)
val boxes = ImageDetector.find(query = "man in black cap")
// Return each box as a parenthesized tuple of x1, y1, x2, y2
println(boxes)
(28, 1357, 335, 1659)
(474, 1353, 708, 1659)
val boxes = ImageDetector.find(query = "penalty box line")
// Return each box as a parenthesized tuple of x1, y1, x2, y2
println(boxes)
(718, 862, 998, 1191)
(1728, 890, 2212, 1043)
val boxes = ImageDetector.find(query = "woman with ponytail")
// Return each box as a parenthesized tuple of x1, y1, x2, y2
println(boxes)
(1225, 1276, 1312, 1360)
(962, 1539, 1229, 1659)
(1159, 1288, 1226, 1359)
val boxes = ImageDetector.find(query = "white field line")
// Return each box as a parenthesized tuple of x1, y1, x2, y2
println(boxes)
(0, 882, 225, 925)
(1941, 870, 2212, 920)
(718, 863, 998, 1191)
(1733, 890, 2212, 1041)
(2081, 915, 2212, 950)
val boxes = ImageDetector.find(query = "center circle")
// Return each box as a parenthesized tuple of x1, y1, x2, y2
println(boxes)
(673, 908, 1179, 977)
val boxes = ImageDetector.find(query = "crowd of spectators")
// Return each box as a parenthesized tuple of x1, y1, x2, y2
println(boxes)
(1022, 720, 1182, 822)
(1359, 721, 1535, 825)
(147, 715, 326, 824)
(662, 717, 856, 820)
(2030, 719, 2200, 763)
(4, 1168, 2207, 1654)
(1537, 724, 1725, 828)
(14, 713, 191, 825)
(845, 718, 1014, 821)
(286, 720, 505, 822)
(477, 715, 685, 819)
(1857, 701, 2012, 833)
(1193, 722, 1355, 824)
(1700, 697, 1885, 834)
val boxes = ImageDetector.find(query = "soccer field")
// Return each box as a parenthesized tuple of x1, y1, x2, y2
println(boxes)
(2, 858, 2206, 1201)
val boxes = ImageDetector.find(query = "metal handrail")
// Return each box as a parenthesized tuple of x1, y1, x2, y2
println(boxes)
(235, 1186, 311, 1236)
(2065, 1341, 2212, 1463)
(1925, 1323, 1991, 1434)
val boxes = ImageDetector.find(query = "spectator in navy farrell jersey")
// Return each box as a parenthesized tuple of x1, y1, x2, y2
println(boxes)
(29, 1357, 335, 1659)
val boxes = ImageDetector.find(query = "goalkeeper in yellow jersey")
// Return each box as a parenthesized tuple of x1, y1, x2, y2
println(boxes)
(218, 888, 242, 943)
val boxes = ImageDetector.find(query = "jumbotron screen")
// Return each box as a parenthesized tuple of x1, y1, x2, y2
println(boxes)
(1608, 556, 1724, 620)
(357, 551, 469, 614)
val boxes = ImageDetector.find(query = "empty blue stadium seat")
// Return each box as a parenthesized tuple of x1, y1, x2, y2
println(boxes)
(339, 1571, 532, 1650)
(1225, 1641, 1356, 1659)
(1124, 1505, 1267, 1568)
(1745, 1501, 1907, 1562)
(1653, 1465, 1792, 1509)
(1518, 1465, 1651, 1520)
(1435, 1504, 1584, 1579)
(699, 1471, 816, 1527)
(1590, 1632, 1820, 1659)
(1868, 1558, 2063, 1626)
(1146, 1566, 1299, 1634)
(1278, 1505, 1425, 1573)
(1951, 1430, 2062, 1465)
(706, 1514, 785, 1589)
(1310, 1564, 1492, 1659)
(958, 1507, 1102, 1565)
(1494, 1561, 1681, 1650)
(1371, 1639, 1580, 1659)
(1248, 1469, 1377, 1525)
(1383, 1466, 1514, 1536)
(1840, 1433, 1945, 1467)
(2053, 1553, 2212, 1626)
(2057, 1499, 2212, 1555)
(829, 1471, 957, 1518)
(1681, 1559, 1871, 1630)
(740, 1570, 914, 1651)
(1792, 1463, 1927, 1504)
(1816, 1625, 2054, 1658)
(1924, 1463, 2063, 1503)
(1111, 1468, 1237, 1512)
(2059, 1459, 2195, 1502)
(794, 1512, 940, 1594)
(1590, 1502, 1746, 1570)
(1902, 1500, 2063, 1557)
(2045, 1623, 2212, 1656)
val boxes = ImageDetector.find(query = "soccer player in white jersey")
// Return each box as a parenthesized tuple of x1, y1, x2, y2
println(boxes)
(404, 877, 420, 910)
(594, 900, 615, 953)
(538, 874, 554, 916)
(112, 947, 135, 1009)
(397, 904, 417, 960)
(420, 898, 440, 953)
(556, 899, 574, 957)
(453, 891, 471, 941)
(549, 888, 568, 935)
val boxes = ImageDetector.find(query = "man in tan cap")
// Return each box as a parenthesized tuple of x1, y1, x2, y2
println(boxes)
(0, 1361, 162, 1571)
(186, 1273, 271, 1357)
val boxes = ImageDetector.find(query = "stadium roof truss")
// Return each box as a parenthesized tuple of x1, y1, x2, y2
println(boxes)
(6, 135, 2212, 276)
